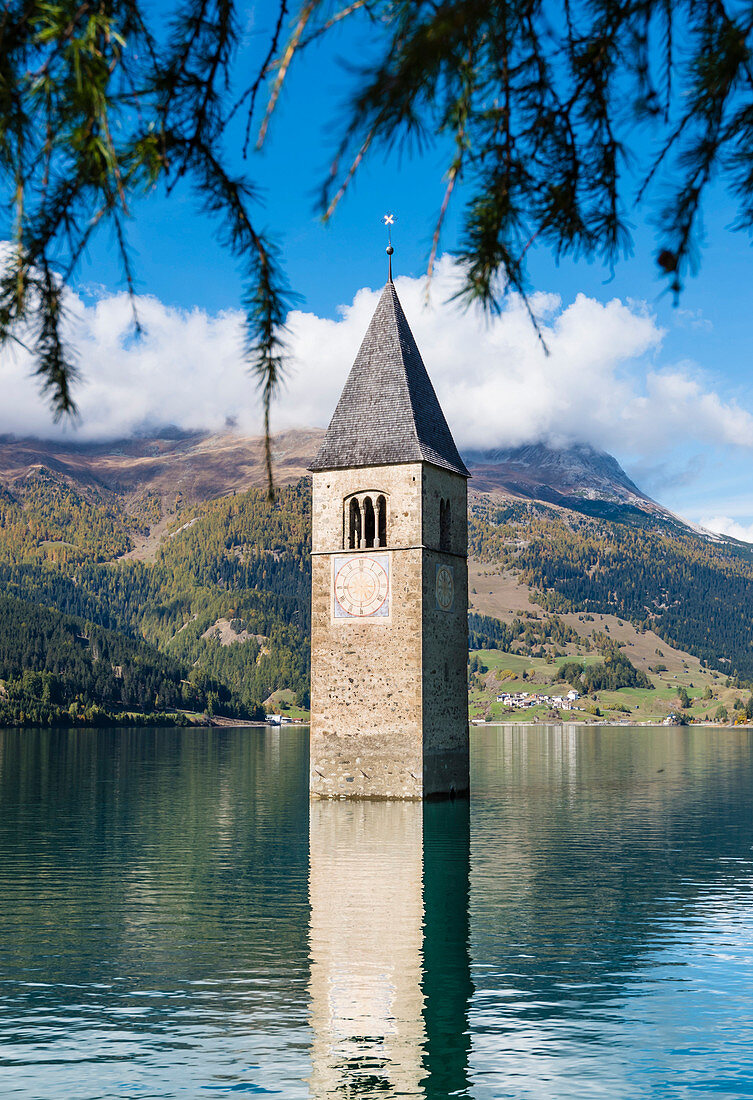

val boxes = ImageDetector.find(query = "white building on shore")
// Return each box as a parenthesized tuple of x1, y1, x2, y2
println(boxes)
(496, 689, 580, 710)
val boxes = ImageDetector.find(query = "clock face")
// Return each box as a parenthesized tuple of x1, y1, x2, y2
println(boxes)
(333, 554, 390, 619)
(435, 563, 455, 612)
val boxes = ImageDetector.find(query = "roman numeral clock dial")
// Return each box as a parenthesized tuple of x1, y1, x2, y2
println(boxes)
(333, 554, 390, 619)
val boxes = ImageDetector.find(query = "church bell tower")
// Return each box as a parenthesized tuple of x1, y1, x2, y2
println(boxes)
(308, 264, 469, 799)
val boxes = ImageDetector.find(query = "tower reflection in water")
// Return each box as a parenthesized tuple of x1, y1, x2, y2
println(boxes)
(308, 800, 472, 1098)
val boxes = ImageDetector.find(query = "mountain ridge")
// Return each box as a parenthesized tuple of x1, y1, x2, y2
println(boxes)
(0, 427, 712, 538)
(2, 427, 753, 723)
(464, 441, 650, 503)
(0, 427, 322, 503)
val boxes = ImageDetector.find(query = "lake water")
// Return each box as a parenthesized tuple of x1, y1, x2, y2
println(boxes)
(1, 725, 753, 1098)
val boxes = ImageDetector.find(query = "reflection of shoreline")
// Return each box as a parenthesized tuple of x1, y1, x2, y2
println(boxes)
(470, 719, 753, 727)
(205, 719, 753, 731)
(307, 801, 472, 1098)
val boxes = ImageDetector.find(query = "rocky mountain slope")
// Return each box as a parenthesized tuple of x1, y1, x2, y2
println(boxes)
(1, 427, 753, 728)
(0, 427, 319, 503)
(466, 441, 650, 501)
(463, 440, 668, 519)
(0, 427, 700, 529)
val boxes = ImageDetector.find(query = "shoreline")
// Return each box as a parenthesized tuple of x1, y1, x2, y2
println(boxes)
(3, 717, 752, 731)
(469, 718, 753, 728)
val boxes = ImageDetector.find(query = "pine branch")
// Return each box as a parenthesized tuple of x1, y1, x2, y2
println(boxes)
(4, 0, 753, 485)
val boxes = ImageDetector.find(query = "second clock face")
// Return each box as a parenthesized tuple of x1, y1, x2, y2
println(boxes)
(333, 554, 390, 619)
(435, 563, 455, 612)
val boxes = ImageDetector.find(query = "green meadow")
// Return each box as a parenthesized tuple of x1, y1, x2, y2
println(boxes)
(468, 647, 744, 725)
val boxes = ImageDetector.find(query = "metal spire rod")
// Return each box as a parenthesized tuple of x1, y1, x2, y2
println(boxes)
(383, 212, 395, 282)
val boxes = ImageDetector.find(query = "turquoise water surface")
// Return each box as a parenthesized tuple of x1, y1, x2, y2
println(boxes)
(1, 724, 752, 1098)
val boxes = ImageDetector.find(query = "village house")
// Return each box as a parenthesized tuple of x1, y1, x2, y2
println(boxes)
(496, 688, 580, 711)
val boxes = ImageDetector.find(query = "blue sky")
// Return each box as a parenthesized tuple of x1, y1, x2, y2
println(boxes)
(10, 2, 753, 535)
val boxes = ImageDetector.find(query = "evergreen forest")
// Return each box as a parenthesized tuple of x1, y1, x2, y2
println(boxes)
(3, 460, 753, 726)
(0, 471, 310, 725)
(469, 499, 753, 680)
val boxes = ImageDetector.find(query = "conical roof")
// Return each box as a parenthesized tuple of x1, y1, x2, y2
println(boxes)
(309, 281, 469, 476)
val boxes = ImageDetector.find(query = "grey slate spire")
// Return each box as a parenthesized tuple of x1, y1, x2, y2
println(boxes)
(309, 281, 469, 477)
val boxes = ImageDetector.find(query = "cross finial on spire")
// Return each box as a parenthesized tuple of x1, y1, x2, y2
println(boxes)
(383, 212, 395, 282)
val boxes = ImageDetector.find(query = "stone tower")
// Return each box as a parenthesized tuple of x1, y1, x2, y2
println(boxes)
(308, 275, 469, 799)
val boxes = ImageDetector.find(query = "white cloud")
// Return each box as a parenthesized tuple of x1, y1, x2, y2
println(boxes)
(3, 290, 253, 440)
(700, 516, 753, 544)
(2, 255, 753, 467)
(675, 306, 713, 332)
(282, 257, 753, 457)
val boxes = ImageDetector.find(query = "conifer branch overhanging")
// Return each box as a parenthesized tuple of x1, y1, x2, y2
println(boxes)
(4, 1, 753, 495)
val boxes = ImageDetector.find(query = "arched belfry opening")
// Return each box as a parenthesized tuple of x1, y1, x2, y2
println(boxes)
(344, 492, 389, 549)
(363, 497, 375, 548)
(440, 498, 452, 551)
(377, 496, 387, 548)
(348, 497, 362, 550)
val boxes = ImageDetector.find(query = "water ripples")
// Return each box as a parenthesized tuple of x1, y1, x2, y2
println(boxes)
(0, 725, 752, 1096)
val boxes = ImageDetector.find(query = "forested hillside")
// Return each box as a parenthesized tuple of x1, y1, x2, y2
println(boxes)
(3, 430, 753, 726)
(0, 469, 311, 724)
(0, 468, 134, 562)
(0, 593, 203, 725)
(469, 499, 753, 679)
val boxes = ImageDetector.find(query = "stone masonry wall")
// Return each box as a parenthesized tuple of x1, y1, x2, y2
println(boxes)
(310, 464, 425, 798)
(421, 466, 470, 796)
(309, 462, 469, 799)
